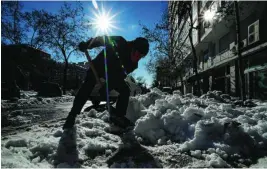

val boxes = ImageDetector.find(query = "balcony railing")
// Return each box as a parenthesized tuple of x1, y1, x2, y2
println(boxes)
(198, 50, 235, 72)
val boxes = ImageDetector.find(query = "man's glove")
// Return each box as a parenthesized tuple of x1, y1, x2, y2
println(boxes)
(78, 41, 89, 52)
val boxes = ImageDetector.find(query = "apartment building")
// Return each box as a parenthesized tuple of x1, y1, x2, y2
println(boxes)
(169, 1, 267, 99)
(2, 44, 87, 90)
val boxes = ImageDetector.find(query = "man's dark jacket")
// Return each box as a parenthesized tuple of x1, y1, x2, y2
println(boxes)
(87, 36, 137, 83)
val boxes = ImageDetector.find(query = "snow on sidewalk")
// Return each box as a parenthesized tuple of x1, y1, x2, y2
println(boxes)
(1, 88, 267, 168)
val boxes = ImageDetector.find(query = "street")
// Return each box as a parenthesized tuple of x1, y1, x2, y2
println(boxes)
(1, 101, 93, 136)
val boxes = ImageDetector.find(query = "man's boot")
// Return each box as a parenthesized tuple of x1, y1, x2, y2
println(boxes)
(109, 106, 134, 128)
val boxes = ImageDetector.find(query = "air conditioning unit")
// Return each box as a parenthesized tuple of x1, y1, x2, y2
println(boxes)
(229, 41, 236, 53)
(240, 39, 247, 48)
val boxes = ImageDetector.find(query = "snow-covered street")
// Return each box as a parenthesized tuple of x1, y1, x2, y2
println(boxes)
(1, 89, 267, 168)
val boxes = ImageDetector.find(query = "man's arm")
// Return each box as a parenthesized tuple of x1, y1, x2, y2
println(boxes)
(79, 35, 123, 51)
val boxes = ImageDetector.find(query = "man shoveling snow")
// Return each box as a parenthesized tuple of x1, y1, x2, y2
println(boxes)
(63, 36, 149, 130)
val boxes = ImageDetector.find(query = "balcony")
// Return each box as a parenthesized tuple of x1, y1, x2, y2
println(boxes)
(198, 50, 234, 73)
(185, 41, 267, 81)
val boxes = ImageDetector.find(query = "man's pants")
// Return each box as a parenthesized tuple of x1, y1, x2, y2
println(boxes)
(68, 70, 130, 117)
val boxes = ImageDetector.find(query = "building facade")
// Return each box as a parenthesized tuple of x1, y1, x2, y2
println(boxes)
(169, 1, 267, 100)
(2, 44, 87, 91)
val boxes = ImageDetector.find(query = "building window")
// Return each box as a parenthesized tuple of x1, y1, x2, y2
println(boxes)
(248, 20, 259, 45)
(219, 32, 230, 53)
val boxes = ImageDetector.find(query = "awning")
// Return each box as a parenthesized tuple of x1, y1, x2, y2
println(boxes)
(244, 63, 267, 74)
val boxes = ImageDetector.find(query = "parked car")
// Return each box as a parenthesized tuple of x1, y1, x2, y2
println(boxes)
(162, 87, 172, 94)
(89, 76, 142, 106)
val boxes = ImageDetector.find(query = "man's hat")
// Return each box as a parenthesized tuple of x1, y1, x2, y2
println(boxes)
(133, 37, 149, 56)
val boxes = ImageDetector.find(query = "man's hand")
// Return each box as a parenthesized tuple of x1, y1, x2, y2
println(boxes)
(78, 41, 89, 52)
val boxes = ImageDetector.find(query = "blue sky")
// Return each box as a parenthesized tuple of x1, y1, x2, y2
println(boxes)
(22, 1, 167, 87)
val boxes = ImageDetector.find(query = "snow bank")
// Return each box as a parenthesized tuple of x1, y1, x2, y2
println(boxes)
(132, 89, 267, 166)
(1, 88, 267, 168)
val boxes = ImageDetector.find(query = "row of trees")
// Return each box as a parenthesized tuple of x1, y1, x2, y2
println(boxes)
(1, 1, 90, 94)
(142, 1, 246, 100)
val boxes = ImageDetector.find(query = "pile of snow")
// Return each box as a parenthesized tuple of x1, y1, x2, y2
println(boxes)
(1, 88, 267, 168)
(129, 89, 267, 166)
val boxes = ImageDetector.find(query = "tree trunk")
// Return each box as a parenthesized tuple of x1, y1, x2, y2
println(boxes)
(234, 1, 246, 101)
(179, 74, 184, 95)
(63, 61, 68, 95)
(188, 26, 201, 96)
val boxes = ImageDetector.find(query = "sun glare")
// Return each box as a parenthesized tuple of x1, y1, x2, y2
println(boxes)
(96, 13, 111, 32)
(203, 10, 215, 22)
(90, 6, 120, 35)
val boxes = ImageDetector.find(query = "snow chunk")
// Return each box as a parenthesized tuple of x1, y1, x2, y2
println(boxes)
(84, 128, 104, 137)
(30, 142, 57, 158)
(220, 104, 233, 111)
(134, 112, 164, 144)
(206, 153, 229, 167)
(182, 107, 204, 121)
(138, 88, 164, 107)
(83, 139, 116, 158)
(165, 94, 182, 105)
(180, 119, 224, 151)
(190, 150, 202, 158)
(250, 157, 267, 168)
(5, 139, 28, 148)
(1, 147, 37, 168)
(53, 130, 63, 137)
(126, 97, 146, 123)
(86, 109, 97, 117)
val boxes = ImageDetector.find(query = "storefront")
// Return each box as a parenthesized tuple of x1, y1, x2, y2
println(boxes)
(244, 63, 267, 100)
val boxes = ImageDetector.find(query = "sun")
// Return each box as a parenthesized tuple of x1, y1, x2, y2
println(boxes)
(90, 6, 120, 35)
(96, 13, 112, 32)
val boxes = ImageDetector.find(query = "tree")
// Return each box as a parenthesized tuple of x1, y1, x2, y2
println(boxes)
(41, 2, 88, 94)
(23, 10, 52, 49)
(1, 1, 26, 44)
(234, 2, 246, 101)
(177, 1, 201, 96)
(141, 3, 190, 92)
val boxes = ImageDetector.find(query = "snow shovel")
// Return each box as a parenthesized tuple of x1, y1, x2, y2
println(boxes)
(84, 50, 105, 96)
(84, 48, 111, 114)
